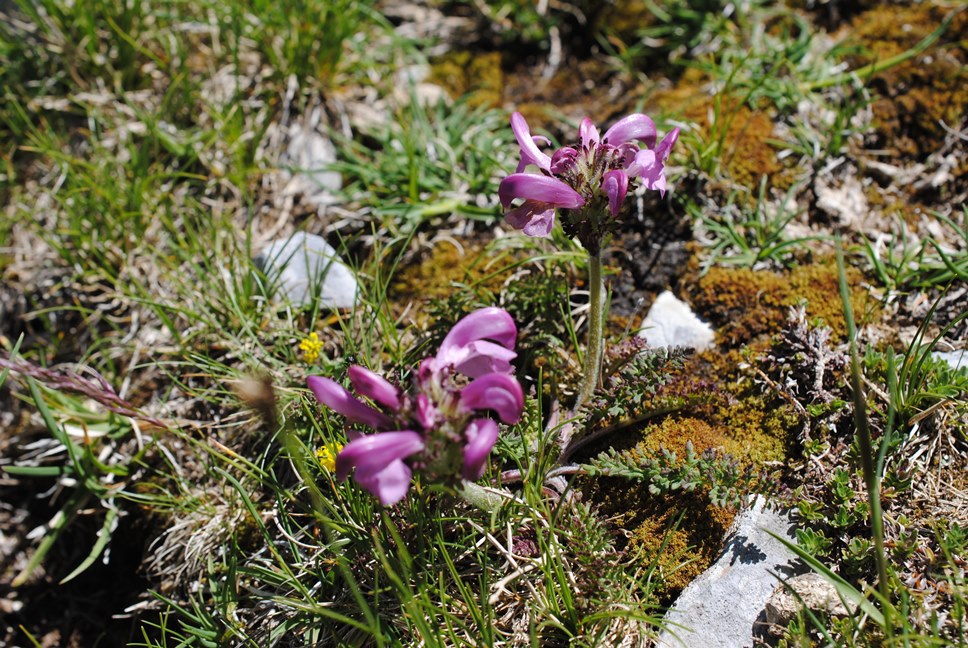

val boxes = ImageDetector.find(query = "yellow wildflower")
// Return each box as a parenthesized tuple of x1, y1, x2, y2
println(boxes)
(315, 444, 343, 471)
(299, 332, 323, 363)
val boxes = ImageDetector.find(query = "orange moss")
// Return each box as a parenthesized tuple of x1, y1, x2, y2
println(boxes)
(651, 76, 788, 189)
(593, 1, 661, 43)
(719, 107, 784, 189)
(629, 492, 736, 598)
(847, 4, 968, 161)
(637, 417, 727, 458)
(586, 476, 736, 601)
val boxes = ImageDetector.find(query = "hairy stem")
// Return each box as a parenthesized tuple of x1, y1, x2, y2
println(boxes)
(576, 253, 604, 409)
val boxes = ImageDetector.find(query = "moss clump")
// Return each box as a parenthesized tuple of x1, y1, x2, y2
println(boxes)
(687, 260, 875, 346)
(635, 397, 793, 468)
(429, 51, 504, 108)
(390, 239, 509, 307)
(583, 472, 735, 603)
(847, 4, 968, 161)
(630, 491, 736, 599)
(650, 75, 789, 189)
(718, 106, 784, 189)
(637, 416, 726, 458)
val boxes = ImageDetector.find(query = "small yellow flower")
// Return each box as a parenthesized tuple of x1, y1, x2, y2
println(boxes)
(299, 332, 323, 363)
(315, 444, 343, 471)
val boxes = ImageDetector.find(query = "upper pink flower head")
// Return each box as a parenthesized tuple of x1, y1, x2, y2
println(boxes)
(308, 308, 524, 505)
(500, 111, 679, 253)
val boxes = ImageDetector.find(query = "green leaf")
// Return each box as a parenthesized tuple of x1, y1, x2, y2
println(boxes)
(60, 507, 119, 584)
(768, 530, 886, 626)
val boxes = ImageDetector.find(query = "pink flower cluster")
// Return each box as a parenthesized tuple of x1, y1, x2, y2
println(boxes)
(499, 112, 679, 252)
(308, 308, 524, 505)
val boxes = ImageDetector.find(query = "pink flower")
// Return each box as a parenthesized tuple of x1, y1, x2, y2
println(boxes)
(500, 111, 679, 251)
(308, 308, 524, 505)
(334, 431, 425, 506)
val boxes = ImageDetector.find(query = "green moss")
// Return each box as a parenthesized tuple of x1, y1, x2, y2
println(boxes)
(390, 239, 509, 307)
(687, 260, 876, 346)
(635, 387, 792, 467)
(429, 51, 504, 108)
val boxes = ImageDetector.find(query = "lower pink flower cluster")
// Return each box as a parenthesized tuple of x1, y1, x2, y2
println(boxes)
(308, 308, 524, 505)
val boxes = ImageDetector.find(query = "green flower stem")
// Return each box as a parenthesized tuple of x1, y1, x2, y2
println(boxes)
(576, 253, 604, 409)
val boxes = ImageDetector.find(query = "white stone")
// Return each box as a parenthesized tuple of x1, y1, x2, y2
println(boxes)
(656, 497, 801, 648)
(764, 572, 854, 629)
(638, 291, 716, 351)
(933, 350, 967, 372)
(255, 232, 358, 309)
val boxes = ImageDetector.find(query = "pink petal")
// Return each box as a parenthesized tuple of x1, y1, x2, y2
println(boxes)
(625, 148, 656, 179)
(354, 459, 413, 506)
(439, 308, 517, 362)
(460, 373, 524, 424)
(635, 150, 668, 196)
(348, 365, 401, 411)
(462, 418, 499, 480)
(335, 430, 425, 482)
(506, 202, 556, 238)
(602, 170, 629, 217)
(451, 340, 517, 378)
(510, 112, 551, 172)
(416, 393, 438, 430)
(602, 114, 657, 147)
(655, 127, 680, 162)
(308, 375, 391, 429)
(499, 174, 584, 210)
(579, 117, 600, 150)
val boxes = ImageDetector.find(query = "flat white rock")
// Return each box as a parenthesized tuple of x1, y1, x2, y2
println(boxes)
(638, 291, 716, 350)
(656, 497, 801, 648)
(933, 350, 967, 372)
(256, 232, 358, 309)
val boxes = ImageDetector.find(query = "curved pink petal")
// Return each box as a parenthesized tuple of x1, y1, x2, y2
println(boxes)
(451, 340, 517, 378)
(511, 112, 551, 172)
(634, 150, 668, 196)
(335, 430, 424, 482)
(579, 117, 600, 150)
(348, 365, 401, 411)
(499, 174, 584, 210)
(439, 307, 517, 363)
(602, 170, 629, 217)
(462, 418, 499, 480)
(354, 459, 413, 506)
(505, 202, 556, 238)
(655, 127, 680, 162)
(415, 393, 438, 430)
(625, 148, 656, 179)
(460, 373, 524, 424)
(308, 375, 391, 429)
(602, 114, 657, 147)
